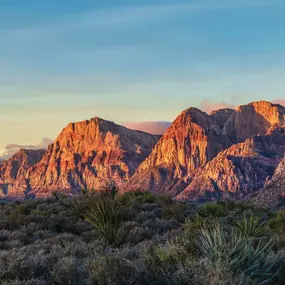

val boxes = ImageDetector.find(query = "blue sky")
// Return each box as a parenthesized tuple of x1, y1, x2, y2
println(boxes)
(0, 0, 285, 152)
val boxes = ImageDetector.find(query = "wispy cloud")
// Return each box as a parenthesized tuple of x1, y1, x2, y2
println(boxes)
(0, 138, 53, 160)
(273, 99, 285, 106)
(199, 100, 236, 113)
(124, 121, 171, 135)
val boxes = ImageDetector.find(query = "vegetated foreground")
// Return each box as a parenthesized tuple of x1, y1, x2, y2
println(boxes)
(0, 190, 285, 285)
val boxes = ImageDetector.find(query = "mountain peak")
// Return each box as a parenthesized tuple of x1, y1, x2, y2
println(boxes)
(1, 117, 160, 199)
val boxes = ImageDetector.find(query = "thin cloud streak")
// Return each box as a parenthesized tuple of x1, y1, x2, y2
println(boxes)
(3, 0, 282, 39)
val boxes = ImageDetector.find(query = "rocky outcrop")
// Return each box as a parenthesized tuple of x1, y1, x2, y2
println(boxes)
(4, 117, 160, 199)
(0, 149, 45, 197)
(177, 128, 285, 201)
(247, 152, 285, 209)
(210, 108, 235, 128)
(222, 101, 285, 143)
(124, 107, 230, 194)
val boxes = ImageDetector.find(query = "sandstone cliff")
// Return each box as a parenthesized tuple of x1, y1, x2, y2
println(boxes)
(7, 117, 160, 199)
(247, 152, 285, 209)
(124, 101, 285, 198)
(1, 100, 285, 201)
(177, 128, 285, 200)
(222, 101, 285, 143)
(0, 149, 45, 197)
(209, 108, 235, 128)
(124, 107, 229, 194)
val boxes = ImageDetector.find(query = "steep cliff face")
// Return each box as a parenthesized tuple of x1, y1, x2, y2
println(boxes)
(10, 117, 160, 198)
(247, 152, 285, 209)
(0, 149, 45, 197)
(177, 128, 285, 200)
(124, 108, 229, 194)
(222, 101, 285, 143)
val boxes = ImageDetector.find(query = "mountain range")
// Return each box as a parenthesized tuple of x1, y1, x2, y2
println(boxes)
(1, 100, 285, 204)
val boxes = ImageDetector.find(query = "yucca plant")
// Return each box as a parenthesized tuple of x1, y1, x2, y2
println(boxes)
(85, 197, 122, 245)
(234, 215, 270, 239)
(199, 222, 279, 284)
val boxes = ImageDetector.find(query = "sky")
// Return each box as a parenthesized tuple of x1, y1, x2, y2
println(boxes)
(0, 0, 285, 154)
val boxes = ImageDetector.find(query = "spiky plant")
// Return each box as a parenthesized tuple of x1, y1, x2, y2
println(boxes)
(199, 222, 279, 284)
(234, 215, 270, 239)
(85, 197, 122, 245)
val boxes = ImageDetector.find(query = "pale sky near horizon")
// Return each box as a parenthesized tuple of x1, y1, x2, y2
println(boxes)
(0, 0, 285, 153)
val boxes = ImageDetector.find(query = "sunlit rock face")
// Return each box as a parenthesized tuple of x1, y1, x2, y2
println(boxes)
(124, 107, 230, 194)
(0, 149, 45, 197)
(1, 100, 285, 201)
(124, 101, 285, 199)
(222, 101, 285, 143)
(177, 127, 285, 200)
(1, 117, 160, 199)
(248, 150, 285, 209)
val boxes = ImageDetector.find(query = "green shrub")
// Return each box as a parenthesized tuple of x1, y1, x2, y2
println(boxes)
(16, 205, 31, 216)
(268, 210, 285, 234)
(144, 241, 193, 285)
(85, 197, 122, 245)
(162, 203, 186, 222)
(51, 257, 84, 285)
(86, 256, 141, 285)
(198, 203, 227, 218)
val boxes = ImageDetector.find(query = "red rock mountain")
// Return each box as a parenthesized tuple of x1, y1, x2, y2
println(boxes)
(1, 100, 285, 201)
(222, 101, 285, 143)
(247, 151, 285, 209)
(124, 101, 285, 198)
(177, 127, 285, 200)
(124, 107, 230, 194)
(0, 149, 45, 197)
(1, 117, 160, 199)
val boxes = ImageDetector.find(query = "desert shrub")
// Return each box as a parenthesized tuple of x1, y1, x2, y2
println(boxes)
(142, 218, 179, 235)
(120, 224, 153, 245)
(135, 192, 157, 204)
(16, 205, 31, 216)
(156, 195, 173, 206)
(86, 255, 142, 285)
(51, 257, 84, 285)
(162, 202, 186, 223)
(268, 210, 285, 234)
(85, 196, 122, 245)
(140, 203, 159, 212)
(136, 211, 157, 224)
(198, 203, 227, 218)
(144, 241, 193, 285)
